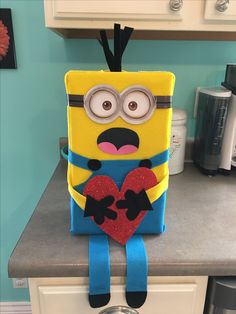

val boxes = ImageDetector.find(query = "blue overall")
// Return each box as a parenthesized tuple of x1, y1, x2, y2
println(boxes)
(68, 149, 169, 304)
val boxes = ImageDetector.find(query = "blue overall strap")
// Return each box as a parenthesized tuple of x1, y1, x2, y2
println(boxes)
(68, 149, 91, 169)
(68, 148, 169, 170)
(150, 149, 169, 168)
(89, 235, 111, 308)
(125, 235, 148, 308)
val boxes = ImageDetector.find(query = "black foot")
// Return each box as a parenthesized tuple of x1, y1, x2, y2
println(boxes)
(89, 293, 110, 308)
(126, 291, 147, 308)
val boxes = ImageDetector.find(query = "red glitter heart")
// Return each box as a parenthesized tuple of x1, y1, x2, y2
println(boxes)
(83, 168, 158, 245)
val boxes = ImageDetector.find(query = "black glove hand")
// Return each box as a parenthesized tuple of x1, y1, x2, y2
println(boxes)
(84, 195, 117, 225)
(116, 189, 153, 221)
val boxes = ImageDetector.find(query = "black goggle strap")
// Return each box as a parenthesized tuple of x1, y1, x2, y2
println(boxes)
(67, 94, 172, 108)
(68, 95, 84, 107)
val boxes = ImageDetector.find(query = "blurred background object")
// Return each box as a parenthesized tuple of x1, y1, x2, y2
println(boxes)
(169, 109, 187, 175)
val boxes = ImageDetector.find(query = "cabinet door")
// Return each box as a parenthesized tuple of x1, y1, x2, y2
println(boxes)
(52, 0, 183, 21)
(205, 0, 236, 21)
(30, 277, 207, 314)
(38, 284, 196, 314)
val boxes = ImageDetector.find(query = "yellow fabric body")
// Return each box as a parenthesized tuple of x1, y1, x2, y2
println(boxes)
(65, 71, 175, 210)
(65, 70, 175, 96)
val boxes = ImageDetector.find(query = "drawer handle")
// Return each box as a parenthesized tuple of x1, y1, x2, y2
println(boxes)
(215, 0, 229, 12)
(99, 306, 139, 314)
(169, 0, 183, 11)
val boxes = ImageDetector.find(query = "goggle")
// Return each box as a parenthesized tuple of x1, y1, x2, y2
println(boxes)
(68, 85, 172, 124)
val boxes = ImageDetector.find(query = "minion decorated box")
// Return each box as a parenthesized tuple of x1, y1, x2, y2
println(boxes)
(64, 25, 175, 309)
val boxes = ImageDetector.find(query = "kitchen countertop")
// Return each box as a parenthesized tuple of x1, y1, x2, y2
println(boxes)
(8, 161, 236, 278)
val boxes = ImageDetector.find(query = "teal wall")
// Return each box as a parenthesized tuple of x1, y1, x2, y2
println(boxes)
(0, 0, 235, 302)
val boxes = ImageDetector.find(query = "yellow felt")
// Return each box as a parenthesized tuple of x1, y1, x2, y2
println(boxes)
(65, 71, 175, 96)
(68, 173, 87, 209)
(65, 70, 175, 209)
(146, 171, 169, 202)
(68, 108, 172, 159)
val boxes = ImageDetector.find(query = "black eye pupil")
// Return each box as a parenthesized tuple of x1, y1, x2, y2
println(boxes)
(102, 101, 112, 111)
(128, 101, 138, 111)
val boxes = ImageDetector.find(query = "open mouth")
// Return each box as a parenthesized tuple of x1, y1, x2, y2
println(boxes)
(97, 127, 139, 155)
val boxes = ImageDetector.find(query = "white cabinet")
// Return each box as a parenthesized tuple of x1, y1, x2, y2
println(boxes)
(52, 0, 183, 21)
(44, 0, 236, 37)
(204, 0, 236, 21)
(29, 276, 208, 314)
(44, 0, 185, 31)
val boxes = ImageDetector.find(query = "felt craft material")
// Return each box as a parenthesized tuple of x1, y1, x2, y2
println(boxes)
(125, 235, 148, 308)
(64, 23, 175, 309)
(83, 167, 158, 245)
(89, 235, 110, 307)
(99, 24, 134, 72)
(66, 75, 173, 235)
(66, 71, 174, 210)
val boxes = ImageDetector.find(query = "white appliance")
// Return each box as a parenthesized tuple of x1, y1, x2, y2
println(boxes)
(220, 64, 236, 173)
(169, 109, 187, 175)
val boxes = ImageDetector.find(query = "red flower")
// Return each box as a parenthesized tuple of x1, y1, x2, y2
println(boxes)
(0, 20, 10, 61)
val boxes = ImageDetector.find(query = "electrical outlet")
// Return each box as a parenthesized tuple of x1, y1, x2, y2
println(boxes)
(12, 278, 28, 288)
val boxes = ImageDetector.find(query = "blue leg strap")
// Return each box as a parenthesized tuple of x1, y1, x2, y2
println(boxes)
(89, 235, 110, 308)
(125, 235, 148, 308)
